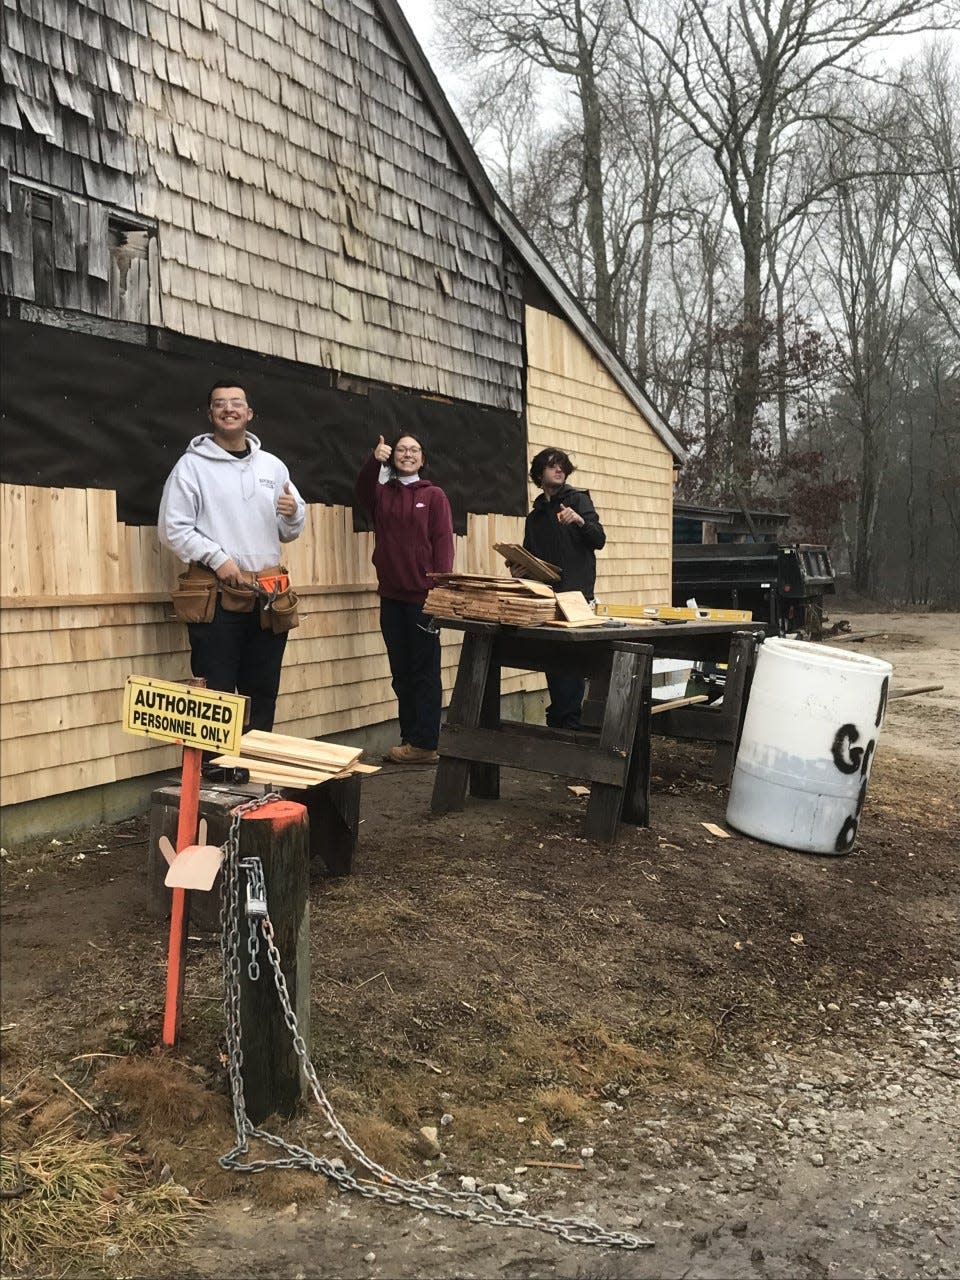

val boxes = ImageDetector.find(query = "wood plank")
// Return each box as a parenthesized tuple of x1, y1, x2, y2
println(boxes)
(541, 616, 610, 629)
(0, 484, 28, 598)
(212, 754, 339, 785)
(239, 729, 362, 768)
(492, 543, 560, 583)
(441, 722, 627, 785)
(555, 591, 596, 623)
(85, 488, 122, 595)
(650, 694, 709, 715)
(27, 488, 58, 595)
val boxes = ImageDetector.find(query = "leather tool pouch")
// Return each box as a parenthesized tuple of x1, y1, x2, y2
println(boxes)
(219, 580, 258, 612)
(171, 565, 217, 624)
(262, 586, 300, 633)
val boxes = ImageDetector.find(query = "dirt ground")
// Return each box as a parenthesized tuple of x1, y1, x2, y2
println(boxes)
(1, 611, 958, 1279)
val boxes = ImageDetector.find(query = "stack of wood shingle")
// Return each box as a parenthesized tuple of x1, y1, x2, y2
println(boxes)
(425, 574, 560, 626)
(212, 730, 379, 788)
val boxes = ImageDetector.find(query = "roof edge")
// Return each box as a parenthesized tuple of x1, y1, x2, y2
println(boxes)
(373, 0, 686, 464)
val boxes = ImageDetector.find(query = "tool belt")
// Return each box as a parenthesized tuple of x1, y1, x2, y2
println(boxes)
(171, 562, 300, 633)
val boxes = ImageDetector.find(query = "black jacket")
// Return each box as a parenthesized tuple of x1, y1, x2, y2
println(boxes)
(523, 484, 606, 598)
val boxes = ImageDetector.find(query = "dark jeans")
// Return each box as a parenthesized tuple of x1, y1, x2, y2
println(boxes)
(188, 602, 288, 741)
(379, 598, 442, 749)
(545, 671, 585, 729)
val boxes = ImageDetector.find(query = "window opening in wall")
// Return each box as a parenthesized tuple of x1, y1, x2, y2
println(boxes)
(108, 216, 152, 315)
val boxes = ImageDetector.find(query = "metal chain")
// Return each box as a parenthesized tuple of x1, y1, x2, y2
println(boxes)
(216, 794, 652, 1252)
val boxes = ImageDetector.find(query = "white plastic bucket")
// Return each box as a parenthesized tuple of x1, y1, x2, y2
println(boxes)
(652, 659, 693, 701)
(726, 637, 892, 854)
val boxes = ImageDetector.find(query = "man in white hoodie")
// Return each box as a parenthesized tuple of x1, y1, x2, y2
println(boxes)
(159, 380, 306, 779)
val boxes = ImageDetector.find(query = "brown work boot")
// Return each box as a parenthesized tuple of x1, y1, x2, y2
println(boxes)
(385, 743, 439, 764)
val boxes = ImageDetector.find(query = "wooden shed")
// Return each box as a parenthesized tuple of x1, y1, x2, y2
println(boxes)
(0, 0, 684, 837)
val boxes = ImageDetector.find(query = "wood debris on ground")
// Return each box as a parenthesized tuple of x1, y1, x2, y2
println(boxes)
(213, 730, 379, 788)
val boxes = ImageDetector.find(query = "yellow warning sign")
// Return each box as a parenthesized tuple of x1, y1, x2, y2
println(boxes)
(122, 677, 246, 755)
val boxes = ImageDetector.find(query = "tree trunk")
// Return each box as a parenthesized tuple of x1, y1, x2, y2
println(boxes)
(579, 50, 611, 339)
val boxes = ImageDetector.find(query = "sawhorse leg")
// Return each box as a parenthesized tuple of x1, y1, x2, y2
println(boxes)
(711, 630, 762, 783)
(470, 657, 501, 799)
(622, 646, 653, 826)
(584, 643, 651, 841)
(432, 632, 494, 814)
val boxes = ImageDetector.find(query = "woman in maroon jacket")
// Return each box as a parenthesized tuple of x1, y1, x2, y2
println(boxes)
(355, 433, 455, 763)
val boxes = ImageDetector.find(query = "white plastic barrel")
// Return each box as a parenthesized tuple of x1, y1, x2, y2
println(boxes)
(726, 637, 892, 855)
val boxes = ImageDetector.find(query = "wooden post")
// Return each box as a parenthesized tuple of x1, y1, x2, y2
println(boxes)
(148, 781, 251, 930)
(161, 744, 201, 1047)
(286, 773, 361, 877)
(236, 799, 310, 1123)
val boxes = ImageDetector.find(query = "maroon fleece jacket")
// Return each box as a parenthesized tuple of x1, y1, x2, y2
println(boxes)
(355, 453, 455, 604)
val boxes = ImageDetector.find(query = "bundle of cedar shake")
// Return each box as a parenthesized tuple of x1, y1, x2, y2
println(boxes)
(425, 573, 559, 626)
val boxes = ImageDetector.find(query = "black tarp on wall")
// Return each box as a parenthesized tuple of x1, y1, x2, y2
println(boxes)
(0, 317, 529, 535)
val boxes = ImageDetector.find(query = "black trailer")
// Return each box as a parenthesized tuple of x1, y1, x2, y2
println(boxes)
(672, 502, 835, 635)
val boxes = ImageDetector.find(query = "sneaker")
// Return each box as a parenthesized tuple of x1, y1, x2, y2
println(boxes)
(384, 743, 440, 764)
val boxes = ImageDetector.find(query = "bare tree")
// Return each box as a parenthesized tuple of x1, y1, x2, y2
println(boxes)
(623, 0, 952, 491)
(812, 87, 922, 594)
(606, 32, 699, 379)
(908, 42, 960, 347)
(437, 0, 623, 337)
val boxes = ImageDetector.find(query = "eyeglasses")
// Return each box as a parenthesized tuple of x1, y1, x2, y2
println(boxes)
(211, 399, 248, 410)
(395, 447, 422, 456)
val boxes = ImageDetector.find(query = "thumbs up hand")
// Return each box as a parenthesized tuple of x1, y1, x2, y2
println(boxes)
(374, 434, 392, 463)
(277, 480, 298, 517)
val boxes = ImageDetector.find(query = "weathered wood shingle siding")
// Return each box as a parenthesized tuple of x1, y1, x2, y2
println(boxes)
(0, 0, 680, 816)
(1, 0, 523, 406)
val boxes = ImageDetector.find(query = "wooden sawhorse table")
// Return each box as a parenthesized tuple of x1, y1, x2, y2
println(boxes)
(431, 619, 765, 842)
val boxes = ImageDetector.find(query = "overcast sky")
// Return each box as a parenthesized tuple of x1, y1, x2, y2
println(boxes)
(397, 0, 441, 62)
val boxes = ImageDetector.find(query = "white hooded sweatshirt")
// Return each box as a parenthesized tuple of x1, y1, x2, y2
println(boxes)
(159, 432, 306, 572)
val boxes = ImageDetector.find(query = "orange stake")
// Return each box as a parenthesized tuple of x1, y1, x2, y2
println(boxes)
(162, 744, 202, 1046)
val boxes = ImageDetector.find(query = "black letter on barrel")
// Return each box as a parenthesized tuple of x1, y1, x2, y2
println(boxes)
(835, 779, 869, 853)
(859, 739, 875, 778)
(875, 677, 889, 728)
(831, 724, 863, 774)
(835, 816, 858, 852)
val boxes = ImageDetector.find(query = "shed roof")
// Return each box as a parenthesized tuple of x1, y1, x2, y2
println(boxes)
(375, 0, 686, 464)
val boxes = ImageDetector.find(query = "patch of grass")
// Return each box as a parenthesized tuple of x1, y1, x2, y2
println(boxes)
(0, 1119, 202, 1277)
(531, 1086, 589, 1127)
(334, 1114, 414, 1174)
(99, 1058, 228, 1137)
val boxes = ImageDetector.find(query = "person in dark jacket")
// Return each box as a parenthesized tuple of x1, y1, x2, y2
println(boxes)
(355, 432, 455, 763)
(523, 447, 606, 729)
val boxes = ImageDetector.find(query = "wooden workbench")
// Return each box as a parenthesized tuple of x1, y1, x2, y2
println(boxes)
(431, 618, 765, 842)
